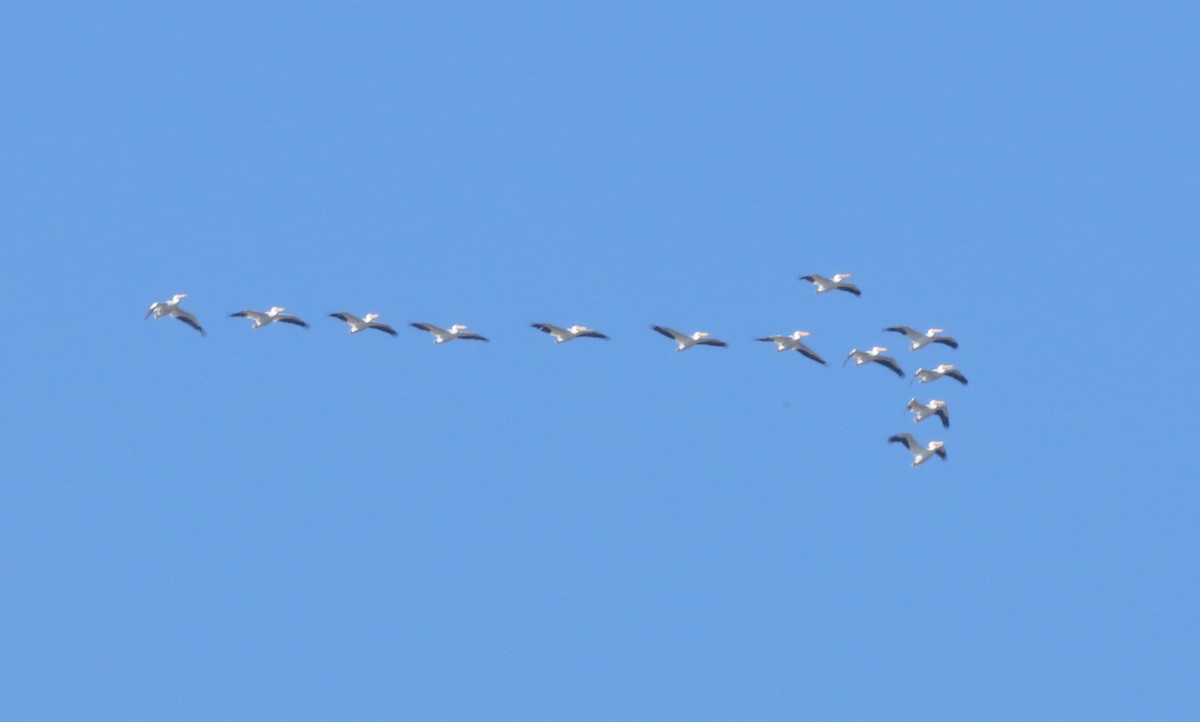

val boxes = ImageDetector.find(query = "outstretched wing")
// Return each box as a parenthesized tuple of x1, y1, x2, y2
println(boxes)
(696, 337, 727, 347)
(935, 407, 950, 428)
(888, 434, 916, 450)
(532, 322, 564, 336)
(932, 337, 959, 349)
(874, 356, 905, 377)
(577, 330, 609, 340)
(457, 333, 489, 342)
(944, 368, 969, 385)
(652, 325, 683, 342)
(934, 446, 948, 460)
(368, 323, 398, 336)
(174, 311, 206, 336)
(795, 345, 827, 365)
(329, 312, 354, 324)
(277, 316, 309, 328)
(835, 283, 862, 296)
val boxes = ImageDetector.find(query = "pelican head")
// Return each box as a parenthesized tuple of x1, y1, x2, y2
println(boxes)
(269, 306, 285, 315)
(929, 441, 946, 451)
(937, 364, 956, 372)
(833, 273, 852, 281)
(172, 294, 187, 302)
(363, 313, 379, 322)
(870, 346, 888, 354)
(569, 325, 588, 333)
(928, 328, 944, 335)
(693, 331, 710, 339)
(451, 324, 468, 332)
(792, 330, 811, 339)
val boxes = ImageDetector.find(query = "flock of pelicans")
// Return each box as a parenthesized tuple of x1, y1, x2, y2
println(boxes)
(147, 273, 966, 468)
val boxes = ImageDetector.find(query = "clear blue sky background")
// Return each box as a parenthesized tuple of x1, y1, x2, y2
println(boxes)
(1, 2, 1196, 719)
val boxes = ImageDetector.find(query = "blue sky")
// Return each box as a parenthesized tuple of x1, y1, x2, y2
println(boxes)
(1, 2, 1197, 719)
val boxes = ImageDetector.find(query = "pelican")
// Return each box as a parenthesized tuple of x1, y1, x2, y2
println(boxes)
(410, 323, 489, 343)
(907, 398, 950, 428)
(145, 294, 205, 336)
(913, 364, 968, 385)
(884, 326, 959, 350)
(230, 306, 309, 329)
(753, 331, 826, 365)
(888, 434, 947, 467)
(799, 273, 861, 296)
(329, 312, 398, 336)
(652, 326, 727, 351)
(843, 347, 903, 377)
(531, 323, 609, 343)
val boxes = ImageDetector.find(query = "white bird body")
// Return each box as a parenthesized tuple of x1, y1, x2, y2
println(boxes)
(799, 273, 861, 296)
(888, 433, 948, 467)
(913, 364, 969, 385)
(843, 346, 903, 377)
(411, 322, 489, 343)
(885, 326, 959, 350)
(329, 312, 398, 335)
(231, 306, 309, 329)
(754, 331, 826, 365)
(652, 325, 727, 351)
(146, 293, 205, 336)
(907, 398, 949, 428)
(531, 323, 609, 343)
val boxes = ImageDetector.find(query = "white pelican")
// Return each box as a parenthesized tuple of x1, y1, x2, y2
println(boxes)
(888, 434, 947, 467)
(652, 326, 727, 351)
(907, 398, 949, 428)
(531, 323, 609, 343)
(884, 326, 959, 350)
(753, 331, 826, 365)
(145, 294, 205, 336)
(799, 273, 861, 296)
(230, 306, 309, 329)
(913, 364, 968, 385)
(329, 312, 398, 336)
(410, 323, 489, 343)
(843, 346, 903, 377)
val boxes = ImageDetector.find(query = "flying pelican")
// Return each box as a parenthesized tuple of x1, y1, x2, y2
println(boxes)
(884, 326, 959, 350)
(888, 434, 948, 467)
(145, 293, 205, 336)
(799, 273, 861, 296)
(531, 323, 609, 343)
(907, 398, 950, 428)
(913, 364, 968, 385)
(411, 323, 489, 343)
(230, 306, 309, 329)
(843, 347, 903, 377)
(329, 312, 398, 336)
(651, 326, 727, 351)
(754, 331, 827, 365)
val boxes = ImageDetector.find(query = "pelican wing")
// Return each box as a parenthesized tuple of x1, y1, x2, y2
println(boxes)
(888, 434, 917, 451)
(174, 311, 206, 336)
(330, 312, 357, 325)
(367, 323, 398, 336)
(532, 323, 566, 337)
(944, 368, 969, 385)
(277, 315, 309, 328)
(696, 337, 727, 347)
(456, 332, 489, 342)
(576, 330, 608, 340)
(411, 322, 445, 335)
(874, 356, 905, 377)
(885, 326, 919, 341)
(835, 283, 862, 296)
(652, 325, 685, 342)
(231, 310, 267, 322)
(934, 407, 950, 428)
(795, 345, 827, 365)
(932, 336, 959, 349)
(934, 446, 948, 460)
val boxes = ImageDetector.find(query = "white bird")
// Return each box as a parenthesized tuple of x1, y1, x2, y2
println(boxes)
(888, 434, 948, 467)
(843, 346, 903, 377)
(230, 306, 309, 329)
(652, 326, 727, 351)
(145, 293, 205, 336)
(753, 331, 827, 365)
(799, 273, 861, 296)
(329, 312, 398, 336)
(913, 364, 968, 385)
(411, 323, 489, 343)
(884, 326, 959, 350)
(531, 323, 609, 343)
(907, 398, 950, 428)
